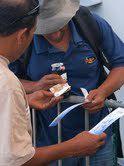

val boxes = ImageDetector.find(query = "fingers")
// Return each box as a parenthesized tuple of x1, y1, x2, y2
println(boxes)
(94, 133, 106, 149)
(87, 90, 97, 101)
(43, 74, 66, 83)
(43, 74, 61, 79)
(37, 90, 63, 99)
(96, 141, 105, 150)
(41, 90, 54, 97)
(46, 79, 66, 86)
(39, 74, 67, 90)
(42, 96, 63, 110)
(87, 105, 103, 113)
(50, 96, 63, 105)
(83, 102, 104, 113)
(28, 89, 64, 110)
(93, 132, 106, 142)
(99, 140, 105, 147)
(83, 102, 97, 109)
(83, 90, 105, 113)
(99, 133, 107, 141)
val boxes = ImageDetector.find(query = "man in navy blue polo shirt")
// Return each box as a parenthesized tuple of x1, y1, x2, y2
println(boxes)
(9, 0, 124, 165)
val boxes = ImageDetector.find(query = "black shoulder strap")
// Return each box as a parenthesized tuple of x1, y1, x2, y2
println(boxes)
(73, 6, 116, 100)
(72, 6, 111, 70)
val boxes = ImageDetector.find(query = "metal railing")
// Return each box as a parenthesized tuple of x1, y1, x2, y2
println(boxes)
(32, 95, 124, 166)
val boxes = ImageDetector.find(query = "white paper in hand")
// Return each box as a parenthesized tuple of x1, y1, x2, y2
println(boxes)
(49, 88, 89, 127)
(49, 103, 83, 127)
(81, 88, 89, 99)
(90, 107, 124, 135)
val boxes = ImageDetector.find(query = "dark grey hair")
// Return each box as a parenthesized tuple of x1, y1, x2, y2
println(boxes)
(0, 0, 39, 36)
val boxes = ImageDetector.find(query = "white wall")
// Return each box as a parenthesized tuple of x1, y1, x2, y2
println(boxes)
(90, 0, 124, 41)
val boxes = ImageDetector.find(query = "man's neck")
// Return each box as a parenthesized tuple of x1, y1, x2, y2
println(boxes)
(45, 27, 71, 52)
(0, 38, 15, 62)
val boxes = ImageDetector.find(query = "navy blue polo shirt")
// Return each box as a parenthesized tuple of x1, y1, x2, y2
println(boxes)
(9, 14, 124, 147)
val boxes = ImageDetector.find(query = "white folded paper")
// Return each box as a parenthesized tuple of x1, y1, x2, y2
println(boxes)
(49, 84, 124, 134)
(81, 88, 89, 99)
(49, 103, 83, 127)
(49, 88, 89, 127)
(89, 107, 124, 135)
(61, 73, 67, 80)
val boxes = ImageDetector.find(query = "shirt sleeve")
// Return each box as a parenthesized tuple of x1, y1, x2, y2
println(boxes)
(9, 54, 27, 79)
(93, 14, 124, 69)
(0, 89, 35, 166)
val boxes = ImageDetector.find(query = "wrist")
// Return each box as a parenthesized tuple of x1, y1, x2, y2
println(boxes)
(20, 79, 40, 94)
(52, 139, 77, 159)
(28, 81, 42, 93)
(34, 81, 44, 91)
(26, 94, 33, 108)
(64, 138, 84, 158)
(97, 87, 108, 99)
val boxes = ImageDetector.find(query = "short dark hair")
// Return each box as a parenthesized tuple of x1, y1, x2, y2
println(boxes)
(0, 0, 39, 36)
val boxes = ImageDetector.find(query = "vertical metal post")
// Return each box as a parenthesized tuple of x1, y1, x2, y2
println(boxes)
(32, 109, 36, 147)
(85, 110, 90, 166)
(57, 103, 62, 166)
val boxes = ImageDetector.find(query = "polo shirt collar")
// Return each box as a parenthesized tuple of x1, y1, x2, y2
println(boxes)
(0, 55, 10, 67)
(69, 20, 85, 46)
(34, 20, 85, 55)
(34, 35, 49, 54)
(34, 35, 61, 54)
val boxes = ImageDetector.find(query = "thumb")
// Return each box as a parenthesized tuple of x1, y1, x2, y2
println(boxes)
(42, 90, 54, 97)
(87, 90, 97, 101)
(98, 133, 107, 141)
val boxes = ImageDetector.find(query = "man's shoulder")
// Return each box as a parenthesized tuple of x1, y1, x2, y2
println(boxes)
(75, 6, 109, 27)
(91, 13, 111, 31)
(0, 64, 22, 93)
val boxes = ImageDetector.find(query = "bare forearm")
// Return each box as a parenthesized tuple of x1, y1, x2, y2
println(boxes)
(23, 140, 73, 166)
(23, 131, 106, 166)
(20, 79, 38, 94)
(20, 74, 66, 94)
(22, 131, 106, 166)
(98, 67, 124, 97)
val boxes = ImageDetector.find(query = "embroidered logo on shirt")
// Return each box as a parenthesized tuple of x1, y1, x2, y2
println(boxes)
(85, 56, 97, 64)
(51, 63, 66, 73)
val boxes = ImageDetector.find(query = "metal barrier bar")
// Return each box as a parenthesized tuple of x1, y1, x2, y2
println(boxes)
(32, 95, 124, 166)
(63, 96, 91, 166)
(32, 109, 36, 147)
(57, 103, 62, 166)
(62, 96, 124, 166)
(63, 95, 124, 109)
(105, 99, 124, 109)
(85, 110, 90, 166)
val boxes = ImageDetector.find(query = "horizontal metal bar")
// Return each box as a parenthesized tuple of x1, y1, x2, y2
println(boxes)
(62, 95, 85, 104)
(62, 95, 124, 109)
(105, 99, 124, 109)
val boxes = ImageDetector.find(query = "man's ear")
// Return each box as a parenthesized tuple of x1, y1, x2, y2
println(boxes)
(17, 28, 28, 46)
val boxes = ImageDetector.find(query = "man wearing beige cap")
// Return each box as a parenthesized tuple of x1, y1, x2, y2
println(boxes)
(9, 0, 124, 165)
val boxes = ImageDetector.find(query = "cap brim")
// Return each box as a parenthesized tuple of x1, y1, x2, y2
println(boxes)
(35, 0, 79, 35)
